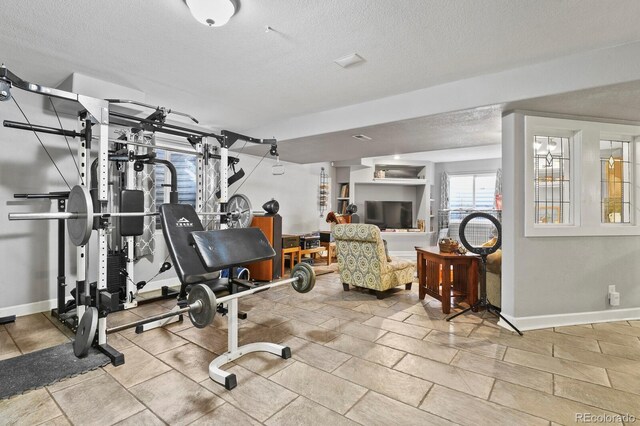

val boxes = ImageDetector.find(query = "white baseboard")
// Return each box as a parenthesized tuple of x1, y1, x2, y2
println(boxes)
(0, 278, 182, 319)
(0, 299, 63, 319)
(498, 307, 640, 331)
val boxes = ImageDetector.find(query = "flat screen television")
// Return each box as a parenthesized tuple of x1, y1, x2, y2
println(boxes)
(364, 201, 413, 230)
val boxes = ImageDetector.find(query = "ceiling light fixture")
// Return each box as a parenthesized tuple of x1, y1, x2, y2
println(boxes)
(186, 0, 235, 27)
(393, 155, 400, 160)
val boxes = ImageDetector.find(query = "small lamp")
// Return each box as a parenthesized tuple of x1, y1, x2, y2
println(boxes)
(186, 0, 236, 27)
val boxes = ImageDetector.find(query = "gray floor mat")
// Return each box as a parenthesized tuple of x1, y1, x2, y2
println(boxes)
(0, 342, 109, 399)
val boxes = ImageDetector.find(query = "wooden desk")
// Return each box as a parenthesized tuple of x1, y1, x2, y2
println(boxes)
(320, 242, 336, 266)
(281, 246, 301, 273)
(415, 246, 478, 314)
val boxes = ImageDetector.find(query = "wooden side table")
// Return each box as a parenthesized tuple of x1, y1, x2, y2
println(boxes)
(415, 246, 478, 314)
(320, 241, 336, 266)
(281, 246, 301, 273)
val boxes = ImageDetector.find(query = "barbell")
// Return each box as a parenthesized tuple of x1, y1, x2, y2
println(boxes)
(8, 185, 254, 246)
(74, 263, 316, 357)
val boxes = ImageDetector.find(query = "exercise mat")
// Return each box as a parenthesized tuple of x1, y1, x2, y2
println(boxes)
(0, 342, 109, 399)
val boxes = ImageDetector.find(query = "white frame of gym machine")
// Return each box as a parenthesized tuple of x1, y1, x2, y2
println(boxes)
(1, 66, 311, 389)
(0, 65, 123, 362)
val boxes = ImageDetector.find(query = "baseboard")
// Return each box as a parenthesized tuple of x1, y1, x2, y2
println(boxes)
(498, 307, 640, 331)
(0, 298, 64, 319)
(0, 278, 181, 319)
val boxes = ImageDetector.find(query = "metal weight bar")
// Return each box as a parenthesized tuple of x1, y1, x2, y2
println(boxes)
(74, 266, 315, 358)
(105, 283, 215, 334)
(73, 284, 216, 358)
(105, 265, 312, 335)
(8, 185, 254, 246)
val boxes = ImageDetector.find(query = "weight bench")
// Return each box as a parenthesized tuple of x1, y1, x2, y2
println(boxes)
(158, 203, 315, 389)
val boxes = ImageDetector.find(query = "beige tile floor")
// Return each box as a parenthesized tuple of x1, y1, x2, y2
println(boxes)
(1, 271, 640, 425)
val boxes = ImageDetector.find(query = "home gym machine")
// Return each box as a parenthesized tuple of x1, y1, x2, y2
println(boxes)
(1, 65, 317, 389)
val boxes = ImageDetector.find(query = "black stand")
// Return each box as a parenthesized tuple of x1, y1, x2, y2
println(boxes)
(447, 256, 523, 336)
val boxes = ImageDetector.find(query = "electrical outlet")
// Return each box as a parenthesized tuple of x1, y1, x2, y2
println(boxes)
(608, 285, 616, 293)
(609, 291, 621, 306)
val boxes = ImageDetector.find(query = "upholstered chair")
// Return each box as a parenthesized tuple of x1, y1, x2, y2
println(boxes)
(333, 224, 415, 299)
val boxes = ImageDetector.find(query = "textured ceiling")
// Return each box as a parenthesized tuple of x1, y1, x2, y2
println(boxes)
(0, 0, 640, 162)
(246, 105, 504, 162)
(253, 80, 640, 163)
(2, 0, 640, 135)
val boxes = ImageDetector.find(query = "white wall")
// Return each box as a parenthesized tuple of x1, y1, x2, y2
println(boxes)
(501, 112, 640, 330)
(0, 93, 81, 312)
(228, 155, 331, 235)
(0, 93, 331, 314)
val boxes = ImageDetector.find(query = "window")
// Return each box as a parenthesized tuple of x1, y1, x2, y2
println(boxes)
(449, 173, 496, 210)
(523, 115, 640, 237)
(155, 149, 197, 209)
(533, 135, 571, 225)
(600, 139, 631, 224)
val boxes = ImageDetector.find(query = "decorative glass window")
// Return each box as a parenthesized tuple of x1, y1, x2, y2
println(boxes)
(533, 135, 571, 224)
(600, 139, 631, 223)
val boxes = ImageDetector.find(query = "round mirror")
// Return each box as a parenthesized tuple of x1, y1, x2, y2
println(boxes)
(458, 212, 501, 256)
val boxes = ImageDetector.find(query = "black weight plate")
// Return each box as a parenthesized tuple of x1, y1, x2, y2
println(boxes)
(67, 185, 93, 246)
(188, 284, 216, 328)
(74, 307, 97, 358)
(458, 212, 502, 255)
(291, 262, 316, 293)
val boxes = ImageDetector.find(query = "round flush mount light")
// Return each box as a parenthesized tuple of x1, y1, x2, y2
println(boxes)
(186, 0, 236, 27)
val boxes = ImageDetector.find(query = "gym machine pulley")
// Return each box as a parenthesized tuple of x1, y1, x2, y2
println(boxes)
(8, 186, 255, 246)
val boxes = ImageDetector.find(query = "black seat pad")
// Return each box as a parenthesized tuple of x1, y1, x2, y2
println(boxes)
(191, 228, 275, 272)
(159, 203, 219, 284)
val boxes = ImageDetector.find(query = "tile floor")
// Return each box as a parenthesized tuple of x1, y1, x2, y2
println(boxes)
(1, 272, 640, 425)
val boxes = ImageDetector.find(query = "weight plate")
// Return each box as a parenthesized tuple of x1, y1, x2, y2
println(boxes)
(291, 262, 316, 294)
(74, 307, 98, 357)
(459, 212, 502, 255)
(188, 284, 216, 328)
(67, 185, 93, 246)
(227, 193, 253, 228)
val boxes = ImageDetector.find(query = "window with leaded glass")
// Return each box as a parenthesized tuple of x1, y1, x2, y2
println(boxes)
(600, 139, 631, 224)
(533, 135, 571, 225)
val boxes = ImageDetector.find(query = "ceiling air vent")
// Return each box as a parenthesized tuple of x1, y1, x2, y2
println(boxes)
(335, 53, 365, 68)
(352, 134, 372, 141)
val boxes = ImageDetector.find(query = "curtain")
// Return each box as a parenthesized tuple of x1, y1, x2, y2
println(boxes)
(202, 156, 219, 231)
(440, 172, 450, 210)
(494, 168, 503, 210)
(135, 134, 156, 258)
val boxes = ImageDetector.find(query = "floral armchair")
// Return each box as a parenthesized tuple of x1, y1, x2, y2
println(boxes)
(333, 224, 415, 299)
